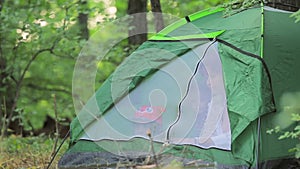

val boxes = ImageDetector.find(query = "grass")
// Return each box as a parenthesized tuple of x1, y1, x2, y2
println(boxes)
(0, 135, 216, 169)
(0, 135, 69, 169)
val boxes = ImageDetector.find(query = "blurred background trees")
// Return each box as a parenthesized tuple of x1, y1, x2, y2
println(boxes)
(0, 0, 242, 137)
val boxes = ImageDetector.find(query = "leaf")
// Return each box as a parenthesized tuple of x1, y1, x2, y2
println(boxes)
(290, 9, 300, 23)
(291, 144, 300, 158)
(291, 113, 300, 121)
(279, 131, 291, 140)
(295, 150, 300, 158)
(266, 129, 274, 134)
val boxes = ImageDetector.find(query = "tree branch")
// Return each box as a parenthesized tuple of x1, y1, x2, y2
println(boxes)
(26, 83, 72, 95)
(5, 48, 52, 134)
(1, 0, 78, 135)
(50, 50, 76, 60)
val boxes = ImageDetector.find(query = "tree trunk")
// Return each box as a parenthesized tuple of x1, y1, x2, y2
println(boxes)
(0, 0, 8, 137)
(0, 0, 4, 12)
(150, 0, 164, 32)
(267, 0, 300, 12)
(127, 0, 148, 45)
(78, 0, 89, 40)
(0, 56, 5, 137)
(0, 0, 23, 137)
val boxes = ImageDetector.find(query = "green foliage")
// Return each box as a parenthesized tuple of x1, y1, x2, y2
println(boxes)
(162, 160, 183, 169)
(267, 113, 300, 158)
(0, 0, 107, 132)
(96, 41, 130, 89)
(222, 0, 260, 16)
(0, 0, 233, 134)
(278, 113, 300, 158)
(291, 9, 300, 23)
(160, 0, 230, 17)
(1, 0, 81, 131)
(0, 136, 69, 168)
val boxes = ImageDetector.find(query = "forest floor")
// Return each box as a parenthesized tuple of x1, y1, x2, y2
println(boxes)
(0, 135, 68, 169)
(0, 136, 216, 169)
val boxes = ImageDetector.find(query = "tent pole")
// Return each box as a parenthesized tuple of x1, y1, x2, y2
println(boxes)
(256, 117, 262, 169)
(260, 1, 265, 59)
(256, 2, 264, 169)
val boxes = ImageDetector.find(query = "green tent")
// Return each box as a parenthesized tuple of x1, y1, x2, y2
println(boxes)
(59, 3, 300, 169)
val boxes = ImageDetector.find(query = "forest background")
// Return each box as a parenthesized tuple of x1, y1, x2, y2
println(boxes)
(0, 0, 299, 168)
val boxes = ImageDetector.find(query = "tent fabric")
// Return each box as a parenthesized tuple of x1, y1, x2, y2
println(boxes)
(70, 6, 270, 145)
(260, 8, 300, 161)
(70, 40, 208, 143)
(81, 42, 232, 150)
(59, 4, 300, 169)
(167, 7, 261, 55)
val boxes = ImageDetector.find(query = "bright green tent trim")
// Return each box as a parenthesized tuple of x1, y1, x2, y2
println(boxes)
(188, 7, 224, 22)
(149, 30, 225, 40)
(157, 7, 224, 36)
(155, 18, 187, 36)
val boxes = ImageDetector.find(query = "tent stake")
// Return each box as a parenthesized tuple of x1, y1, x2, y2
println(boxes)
(147, 129, 159, 168)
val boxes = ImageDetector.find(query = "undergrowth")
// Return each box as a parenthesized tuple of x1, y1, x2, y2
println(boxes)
(0, 135, 68, 169)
